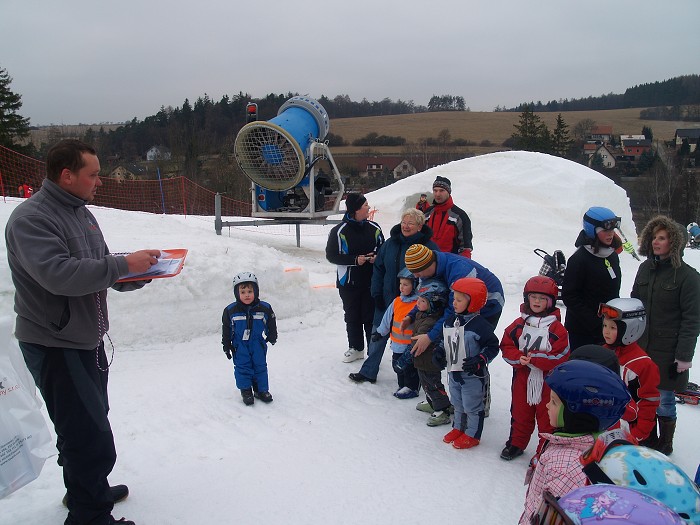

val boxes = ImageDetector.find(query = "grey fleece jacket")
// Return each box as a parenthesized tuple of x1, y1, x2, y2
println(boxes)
(5, 179, 137, 350)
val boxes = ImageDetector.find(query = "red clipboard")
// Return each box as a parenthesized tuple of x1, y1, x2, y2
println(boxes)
(116, 249, 188, 283)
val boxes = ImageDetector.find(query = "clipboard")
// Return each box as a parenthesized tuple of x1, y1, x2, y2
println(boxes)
(116, 249, 188, 282)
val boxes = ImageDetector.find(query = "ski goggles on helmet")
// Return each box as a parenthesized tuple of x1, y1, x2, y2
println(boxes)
(597, 303, 646, 320)
(530, 491, 575, 525)
(585, 215, 622, 231)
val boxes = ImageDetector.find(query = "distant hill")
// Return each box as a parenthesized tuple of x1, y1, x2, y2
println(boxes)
(330, 107, 692, 156)
(507, 74, 700, 113)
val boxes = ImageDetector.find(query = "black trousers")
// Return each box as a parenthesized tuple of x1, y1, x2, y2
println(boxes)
(338, 286, 375, 351)
(20, 342, 116, 525)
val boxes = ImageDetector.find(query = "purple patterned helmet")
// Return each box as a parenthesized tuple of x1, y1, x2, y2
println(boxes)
(532, 485, 685, 525)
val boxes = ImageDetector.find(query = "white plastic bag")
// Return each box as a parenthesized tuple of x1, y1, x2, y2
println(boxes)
(0, 316, 54, 499)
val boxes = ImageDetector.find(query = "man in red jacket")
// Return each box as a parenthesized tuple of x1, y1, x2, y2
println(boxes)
(424, 176, 473, 257)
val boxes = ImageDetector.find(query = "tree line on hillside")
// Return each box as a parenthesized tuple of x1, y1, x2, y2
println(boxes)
(499, 75, 700, 117)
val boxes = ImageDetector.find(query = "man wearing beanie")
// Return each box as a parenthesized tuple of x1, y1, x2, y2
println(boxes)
(404, 243, 504, 417)
(424, 175, 473, 258)
(326, 193, 384, 362)
(404, 244, 504, 354)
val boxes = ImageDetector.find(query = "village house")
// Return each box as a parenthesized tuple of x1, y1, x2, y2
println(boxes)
(620, 138, 652, 159)
(674, 129, 700, 153)
(146, 145, 172, 161)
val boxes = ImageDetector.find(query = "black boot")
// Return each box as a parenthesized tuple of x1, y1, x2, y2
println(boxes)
(656, 416, 676, 455)
(241, 388, 254, 406)
(254, 391, 273, 403)
(638, 418, 658, 449)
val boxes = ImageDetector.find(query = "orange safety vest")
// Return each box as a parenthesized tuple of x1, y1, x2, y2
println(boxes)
(390, 297, 417, 345)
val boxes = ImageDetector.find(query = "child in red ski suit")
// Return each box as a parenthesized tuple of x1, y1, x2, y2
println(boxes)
(599, 298, 661, 443)
(500, 276, 569, 460)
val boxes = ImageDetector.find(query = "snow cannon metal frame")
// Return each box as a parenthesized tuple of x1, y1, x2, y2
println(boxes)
(234, 96, 344, 219)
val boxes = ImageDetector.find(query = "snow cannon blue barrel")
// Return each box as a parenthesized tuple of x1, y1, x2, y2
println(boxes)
(689, 223, 700, 242)
(234, 96, 330, 192)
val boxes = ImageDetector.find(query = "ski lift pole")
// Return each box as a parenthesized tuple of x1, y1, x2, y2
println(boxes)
(616, 228, 640, 261)
(156, 167, 166, 214)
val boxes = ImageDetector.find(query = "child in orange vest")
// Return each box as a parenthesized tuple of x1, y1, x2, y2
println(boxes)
(373, 268, 419, 398)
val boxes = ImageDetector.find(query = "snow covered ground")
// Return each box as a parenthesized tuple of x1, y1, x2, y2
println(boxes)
(2, 151, 699, 524)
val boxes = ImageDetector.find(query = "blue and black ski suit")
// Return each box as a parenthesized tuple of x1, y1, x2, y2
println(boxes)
(222, 298, 277, 392)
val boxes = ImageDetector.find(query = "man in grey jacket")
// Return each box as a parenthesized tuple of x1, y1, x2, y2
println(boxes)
(5, 139, 160, 525)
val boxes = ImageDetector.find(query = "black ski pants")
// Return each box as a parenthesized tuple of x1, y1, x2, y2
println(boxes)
(20, 342, 117, 525)
(338, 285, 374, 351)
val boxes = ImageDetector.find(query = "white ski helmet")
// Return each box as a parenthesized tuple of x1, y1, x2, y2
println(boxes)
(598, 298, 646, 345)
(232, 272, 259, 300)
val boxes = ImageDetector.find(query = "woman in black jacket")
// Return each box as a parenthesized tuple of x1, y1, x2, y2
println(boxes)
(326, 193, 384, 363)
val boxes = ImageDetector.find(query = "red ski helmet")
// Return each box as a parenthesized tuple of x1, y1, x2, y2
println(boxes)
(451, 277, 487, 313)
(523, 275, 558, 309)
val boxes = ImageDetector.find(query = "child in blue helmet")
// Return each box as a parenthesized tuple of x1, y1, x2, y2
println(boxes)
(519, 359, 631, 525)
(561, 206, 623, 350)
(351, 268, 420, 398)
(222, 272, 278, 406)
(407, 279, 451, 424)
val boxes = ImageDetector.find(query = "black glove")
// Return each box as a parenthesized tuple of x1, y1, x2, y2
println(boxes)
(432, 345, 447, 370)
(371, 332, 383, 342)
(462, 354, 487, 374)
(268, 339, 276, 346)
(224, 347, 233, 360)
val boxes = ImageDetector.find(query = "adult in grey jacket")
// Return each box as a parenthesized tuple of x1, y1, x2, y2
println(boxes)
(632, 215, 700, 456)
(5, 139, 160, 525)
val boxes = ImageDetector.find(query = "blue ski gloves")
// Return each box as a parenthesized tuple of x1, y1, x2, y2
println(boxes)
(462, 354, 487, 374)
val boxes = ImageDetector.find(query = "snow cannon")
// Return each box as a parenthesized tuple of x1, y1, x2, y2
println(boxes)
(688, 222, 700, 249)
(234, 96, 344, 218)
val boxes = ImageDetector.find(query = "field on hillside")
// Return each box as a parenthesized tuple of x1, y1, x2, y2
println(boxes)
(330, 108, 692, 151)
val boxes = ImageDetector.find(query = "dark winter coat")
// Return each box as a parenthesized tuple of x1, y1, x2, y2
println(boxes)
(325, 214, 384, 289)
(561, 230, 622, 346)
(631, 216, 700, 391)
(424, 196, 473, 254)
(370, 223, 438, 310)
(222, 299, 278, 355)
(411, 308, 444, 372)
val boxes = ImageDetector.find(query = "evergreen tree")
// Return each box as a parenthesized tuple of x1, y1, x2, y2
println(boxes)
(0, 67, 31, 149)
(511, 105, 551, 153)
(551, 113, 573, 158)
(642, 126, 653, 141)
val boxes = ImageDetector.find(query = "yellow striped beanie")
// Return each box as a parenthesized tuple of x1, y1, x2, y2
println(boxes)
(405, 244, 435, 273)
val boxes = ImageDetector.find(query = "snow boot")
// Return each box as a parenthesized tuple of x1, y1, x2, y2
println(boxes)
(63, 485, 129, 507)
(348, 372, 376, 384)
(426, 410, 451, 427)
(500, 445, 524, 461)
(342, 348, 365, 363)
(416, 400, 433, 413)
(453, 434, 480, 449)
(255, 391, 273, 403)
(241, 388, 254, 406)
(656, 416, 676, 456)
(394, 387, 419, 399)
(443, 428, 464, 444)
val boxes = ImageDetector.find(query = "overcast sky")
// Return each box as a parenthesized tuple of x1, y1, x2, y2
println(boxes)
(2, 0, 699, 126)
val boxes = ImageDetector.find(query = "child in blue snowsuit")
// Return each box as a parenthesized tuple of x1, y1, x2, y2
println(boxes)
(222, 272, 277, 405)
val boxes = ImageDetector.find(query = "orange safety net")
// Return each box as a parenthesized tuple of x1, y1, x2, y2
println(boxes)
(0, 145, 251, 217)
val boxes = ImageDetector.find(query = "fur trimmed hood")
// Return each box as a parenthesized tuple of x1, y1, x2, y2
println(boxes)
(638, 215, 686, 268)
